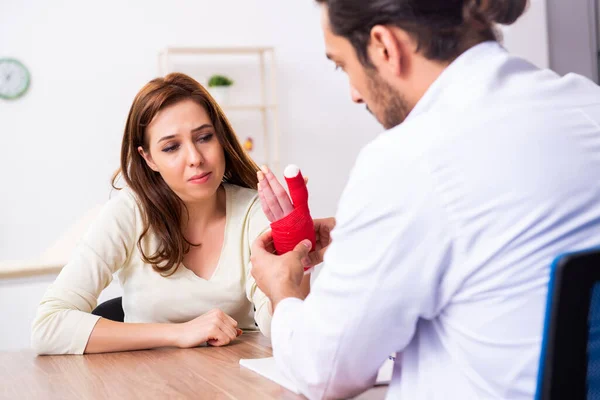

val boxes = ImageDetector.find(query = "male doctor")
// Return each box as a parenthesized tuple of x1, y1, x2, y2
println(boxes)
(250, 0, 600, 399)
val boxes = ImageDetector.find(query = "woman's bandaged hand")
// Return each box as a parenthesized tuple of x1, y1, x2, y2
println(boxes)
(257, 165, 316, 256)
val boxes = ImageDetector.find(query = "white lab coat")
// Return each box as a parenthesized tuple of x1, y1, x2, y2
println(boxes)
(271, 41, 600, 399)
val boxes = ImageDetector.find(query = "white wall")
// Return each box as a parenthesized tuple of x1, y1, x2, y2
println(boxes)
(501, 0, 549, 69)
(0, 0, 551, 262)
(0, 0, 551, 351)
(0, 0, 380, 261)
(0, 275, 122, 351)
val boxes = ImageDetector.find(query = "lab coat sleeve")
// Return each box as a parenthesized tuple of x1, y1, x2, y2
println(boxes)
(271, 138, 454, 399)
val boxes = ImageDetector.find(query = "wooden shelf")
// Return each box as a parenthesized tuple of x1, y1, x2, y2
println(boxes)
(220, 104, 276, 111)
(158, 46, 281, 174)
(0, 260, 64, 279)
(160, 47, 274, 55)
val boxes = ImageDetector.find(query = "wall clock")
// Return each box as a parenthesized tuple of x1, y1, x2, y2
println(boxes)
(0, 58, 31, 100)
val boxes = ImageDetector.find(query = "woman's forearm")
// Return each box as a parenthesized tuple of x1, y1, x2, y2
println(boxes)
(84, 318, 179, 354)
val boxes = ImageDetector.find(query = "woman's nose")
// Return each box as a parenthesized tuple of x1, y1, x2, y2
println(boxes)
(187, 144, 204, 167)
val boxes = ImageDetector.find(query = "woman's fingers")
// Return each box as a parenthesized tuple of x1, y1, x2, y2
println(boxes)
(207, 312, 239, 346)
(258, 171, 285, 220)
(220, 323, 238, 342)
(261, 166, 294, 216)
(222, 312, 238, 328)
(257, 182, 277, 222)
(207, 326, 229, 346)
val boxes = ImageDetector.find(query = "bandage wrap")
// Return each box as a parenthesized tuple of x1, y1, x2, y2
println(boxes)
(270, 169, 316, 255)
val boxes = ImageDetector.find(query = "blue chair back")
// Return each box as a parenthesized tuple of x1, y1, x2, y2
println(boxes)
(536, 248, 600, 399)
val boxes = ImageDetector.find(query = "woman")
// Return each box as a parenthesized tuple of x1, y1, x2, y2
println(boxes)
(31, 73, 308, 354)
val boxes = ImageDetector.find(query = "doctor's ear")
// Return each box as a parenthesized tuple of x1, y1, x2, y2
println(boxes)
(368, 25, 409, 77)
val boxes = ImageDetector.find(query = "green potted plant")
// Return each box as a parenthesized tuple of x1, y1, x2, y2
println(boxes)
(207, 74, 234, 105)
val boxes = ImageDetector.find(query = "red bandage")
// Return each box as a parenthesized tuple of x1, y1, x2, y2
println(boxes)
(270, 166, 316, 256)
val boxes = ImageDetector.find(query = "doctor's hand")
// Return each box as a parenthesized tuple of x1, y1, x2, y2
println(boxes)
(305, 217, 336, 267)
(251, 230, 312, 310)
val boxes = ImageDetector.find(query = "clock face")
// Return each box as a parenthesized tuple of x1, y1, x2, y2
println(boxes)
(0, 58, 30, 100)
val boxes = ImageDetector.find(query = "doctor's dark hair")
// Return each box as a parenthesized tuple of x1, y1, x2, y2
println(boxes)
(315, 0, 528, 66)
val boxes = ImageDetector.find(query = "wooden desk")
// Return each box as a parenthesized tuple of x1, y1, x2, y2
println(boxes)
(0, 332, 387, 399)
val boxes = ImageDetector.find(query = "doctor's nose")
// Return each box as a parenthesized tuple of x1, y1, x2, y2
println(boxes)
(350, 86, 364, 104)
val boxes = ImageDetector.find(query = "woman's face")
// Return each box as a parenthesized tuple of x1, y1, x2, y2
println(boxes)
(139, 99, 226, 204)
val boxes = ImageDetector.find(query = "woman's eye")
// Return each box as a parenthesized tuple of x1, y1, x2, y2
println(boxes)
(162, 144, 179, 153)
(197, 134, 213, 143)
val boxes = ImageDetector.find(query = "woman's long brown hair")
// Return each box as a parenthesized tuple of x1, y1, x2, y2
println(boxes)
(112, 73, 259, 276)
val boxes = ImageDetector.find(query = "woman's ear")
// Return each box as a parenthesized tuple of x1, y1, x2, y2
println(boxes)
(138, 146, 159, 172)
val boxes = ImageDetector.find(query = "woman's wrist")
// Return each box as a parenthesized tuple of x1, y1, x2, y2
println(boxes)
(164, 322, 185, 348)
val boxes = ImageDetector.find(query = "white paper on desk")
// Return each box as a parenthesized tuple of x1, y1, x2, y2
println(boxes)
(239, 357, 394, 394)
(239, 357, 301, 394)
